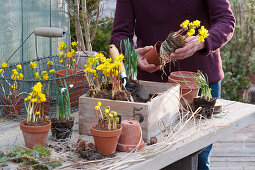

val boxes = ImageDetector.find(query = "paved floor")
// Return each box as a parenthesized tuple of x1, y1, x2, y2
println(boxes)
(211, 123, 255, 170)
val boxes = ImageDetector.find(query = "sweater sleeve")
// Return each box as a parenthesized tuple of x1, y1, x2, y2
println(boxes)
(200, 0, 235, 56)
(109, 0, 135, 51)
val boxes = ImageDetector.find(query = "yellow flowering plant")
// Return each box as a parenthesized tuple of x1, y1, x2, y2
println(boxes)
(94, 101, 119, 130)
(159, 19, 209, 67)
(0, 62, 24, 97)
(57, 41, 78, 72)
(84, 52, 125, 98)
(24, 82, 47, 123)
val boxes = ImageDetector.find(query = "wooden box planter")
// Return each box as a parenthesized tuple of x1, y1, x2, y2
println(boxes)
(79, 81, 180, 142)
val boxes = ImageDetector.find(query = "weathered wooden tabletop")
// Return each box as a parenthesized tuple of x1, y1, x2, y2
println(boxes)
(127, 99, 255, 170)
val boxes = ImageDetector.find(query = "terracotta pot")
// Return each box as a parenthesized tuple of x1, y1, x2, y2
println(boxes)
(90, 124, 122, 155)
(2, 96, 23, 116)
(169, 71, 199, 82)
(20, 120, 51, 149)
(56, 69, 88, 106)
(117, 120, 144, 152)
(168, 77, 199, 104)
(144, 41, 162, 66)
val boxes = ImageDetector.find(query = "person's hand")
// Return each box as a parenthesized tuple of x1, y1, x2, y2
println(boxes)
(170, 36, 205, 60)
(136, 46, 160, 73)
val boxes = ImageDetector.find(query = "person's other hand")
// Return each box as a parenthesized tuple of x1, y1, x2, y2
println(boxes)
(136, 46, 160, 73)
(170, 36, 205, 60)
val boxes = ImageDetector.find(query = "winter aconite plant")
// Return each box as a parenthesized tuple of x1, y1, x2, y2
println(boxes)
(94, 101, 119, 131)
(84, 52, 125, 98)
(160, 20, 209, 67)
(24, 82, 47, 123)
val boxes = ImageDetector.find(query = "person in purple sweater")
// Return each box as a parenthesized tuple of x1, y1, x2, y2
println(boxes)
(110, 0, 235, 169)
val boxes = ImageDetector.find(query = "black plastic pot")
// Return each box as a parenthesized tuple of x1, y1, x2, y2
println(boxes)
(193, 97, 217, 119)
(51, 117, 74, 141)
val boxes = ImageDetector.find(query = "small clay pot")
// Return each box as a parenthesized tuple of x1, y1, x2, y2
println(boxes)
(193, 97, 217, 119)
(168, 76, 199, 105)
(20, 120, 51, 149)
(169, 71, 199, 82)
(144, 41, 162, 66)
(117, 120, 144, 152)
(90, 124, 122, 156)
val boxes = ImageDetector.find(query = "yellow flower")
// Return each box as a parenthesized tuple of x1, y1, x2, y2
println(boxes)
(114, 61, 122, 67)
(12, 69, 19, 76)
(41, 71, 47, 75)
(180, 20, 190, 30)
(58, 42, 66, 50)
(27, 96, 32, 100)
(96, 101, 102, 106)
(47, 61, 54, 67)
(31, 98, 37, 103)
(187, 28, 195, 37)
(1, 62, 7, 69)
(71, 41, 78, 47)
(30, 62, 37, 69)
(71, 49, 76, 56)
(59, 52, 64, 57)
(0, 119, 3, 123)
(11, 85, 16, 89)
(198, 36, 205, 42)
(87, 58, 94, 65)
(11, 74, 16, 79)
(59, 59, 63, 63)
(24, 98, 28, 102)
(18, 73, 24, 80)
(16, 64, 22, 70)
(43, 74, 49, 79)
(116, 54, 124, 61)
(95, 106, 100, 110)
(0, 69, 4, 73)
(67, 52, 73, 58)
(100, 56, 106, 63)
(34, 72, 40, 79)
(49, 69, 55, 73)
(193, 20, 201, 28)
(199, 26, 209, 39)
(114, 111, 117, 117)
(72, 59, 76, 63)
(34, 82, 42, 93)
(36, 111, 40, 116)
(108, 113, 113, 118)
(104, 109, 109, 114)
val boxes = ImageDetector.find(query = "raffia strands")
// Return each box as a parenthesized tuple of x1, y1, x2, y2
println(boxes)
(62, 106, 208, 170)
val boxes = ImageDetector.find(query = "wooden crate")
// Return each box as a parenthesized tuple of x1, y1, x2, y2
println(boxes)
(79, 81, 180, 142)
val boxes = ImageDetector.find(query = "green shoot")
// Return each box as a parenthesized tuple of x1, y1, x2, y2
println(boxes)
(120, 39, 138, 80)
(195, 70, 212, 100)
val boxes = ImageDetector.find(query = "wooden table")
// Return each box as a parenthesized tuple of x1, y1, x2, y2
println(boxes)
(127, 99, 255, 170)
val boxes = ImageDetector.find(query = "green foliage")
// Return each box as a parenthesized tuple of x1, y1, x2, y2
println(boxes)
(92, 18, 114, 53)
(56, 80, 71, 120)
(221, 0, 255, 101)
(120, 39, 138, 80)
(195, 71, 212, 100)
(0, 145, 62, 169)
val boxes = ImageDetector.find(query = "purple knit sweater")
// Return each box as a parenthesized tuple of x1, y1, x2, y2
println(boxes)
(110, 0, 235, 83)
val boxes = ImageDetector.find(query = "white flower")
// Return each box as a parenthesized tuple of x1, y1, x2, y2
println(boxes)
(61, 88, 66, 93)
(69, 84, 73, 88)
